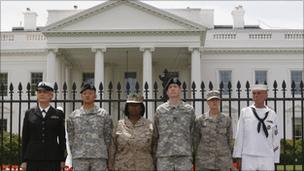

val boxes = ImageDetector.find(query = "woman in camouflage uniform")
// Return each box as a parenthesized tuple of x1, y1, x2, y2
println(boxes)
(108, 94, 154, 171)
(193, 90, 233, 171)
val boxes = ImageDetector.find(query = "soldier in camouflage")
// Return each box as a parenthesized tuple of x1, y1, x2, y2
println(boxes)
(153, 78, 195, 171)
(193, 90, 233, 171)
(66, 81, 113, 171)
(108, 93, 154, 171)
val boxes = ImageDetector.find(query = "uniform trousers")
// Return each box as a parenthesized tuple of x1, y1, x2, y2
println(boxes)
(242, 154, 274, 171)
(157, 156, 192, 171)
(27, 161, 61, 171)
(73, 158, 107, 171)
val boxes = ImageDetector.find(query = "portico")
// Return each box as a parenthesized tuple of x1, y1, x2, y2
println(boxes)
(42, 0, 207, 115)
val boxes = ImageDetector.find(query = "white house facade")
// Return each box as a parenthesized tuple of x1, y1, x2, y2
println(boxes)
(0, 0, 303, 140)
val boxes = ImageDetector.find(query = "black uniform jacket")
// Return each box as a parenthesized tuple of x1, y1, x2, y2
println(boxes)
(21, 106, 66, 162)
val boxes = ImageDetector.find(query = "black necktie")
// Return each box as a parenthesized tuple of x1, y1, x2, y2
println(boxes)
(42, 109, 46, 118)
(251, 107, 269, 138)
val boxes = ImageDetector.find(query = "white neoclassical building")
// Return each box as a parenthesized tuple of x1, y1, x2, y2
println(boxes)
(1, 0, 303, 139)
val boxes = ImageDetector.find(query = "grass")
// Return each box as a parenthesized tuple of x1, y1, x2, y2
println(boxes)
(276, 165, 304, 171)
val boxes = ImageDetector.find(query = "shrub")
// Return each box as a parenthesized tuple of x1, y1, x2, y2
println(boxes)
(0, 131, 21, 164)
(280, 139, 303, 164)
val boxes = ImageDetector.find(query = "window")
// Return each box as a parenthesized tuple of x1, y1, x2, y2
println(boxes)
(31, 72, 43, 96)
(294, 118, 303, 139)
(219, 70, 232, 95)
(291, 71, 303, 95)
(255, 70, 267, 84)
(125, 72, 137, 93)
(82, 72, 94, 84)
(0, 73, 8, 96)
(0, 119, 7, 132)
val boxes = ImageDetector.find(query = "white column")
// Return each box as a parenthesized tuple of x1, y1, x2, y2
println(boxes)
(61, 61, 66, 85)
(104, 65, 111, 96)
(65, 65, 71, 91)
(65, 65, 72, 116)
(57, 57, 64, 91)
(140, 47, 154, 119)
(46, 49, 58, 83)
(189, 47, 202, 115)
(92, 48, 106, 90)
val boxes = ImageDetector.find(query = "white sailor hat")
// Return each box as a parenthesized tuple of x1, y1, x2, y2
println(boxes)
(251, 84, 268, 91)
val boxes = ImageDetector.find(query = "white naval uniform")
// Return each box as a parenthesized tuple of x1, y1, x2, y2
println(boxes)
(233, 104, 280, 171)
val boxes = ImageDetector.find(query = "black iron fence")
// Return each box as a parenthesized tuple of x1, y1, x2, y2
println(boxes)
(0, 80, 303, 171)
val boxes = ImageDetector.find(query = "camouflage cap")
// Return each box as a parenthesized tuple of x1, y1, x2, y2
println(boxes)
(126, 93, 144, 103)
(36, 82, 54, 92)
(206, 90, 220, 101)
(165, 77, 181, 91)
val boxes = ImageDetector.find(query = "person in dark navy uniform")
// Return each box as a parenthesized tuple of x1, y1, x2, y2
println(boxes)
(21, 82, 66, 171)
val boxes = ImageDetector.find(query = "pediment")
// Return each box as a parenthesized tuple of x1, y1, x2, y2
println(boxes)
(43, 0, 205, 32)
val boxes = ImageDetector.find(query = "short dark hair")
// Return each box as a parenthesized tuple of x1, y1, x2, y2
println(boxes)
(124, 103, 145, 117)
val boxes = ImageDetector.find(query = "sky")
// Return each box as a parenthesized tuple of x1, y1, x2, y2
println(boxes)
(0, 0, 303, 31)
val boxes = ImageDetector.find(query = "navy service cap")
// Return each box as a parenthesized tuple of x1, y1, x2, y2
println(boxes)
(37, 82, 54, 92)
(165, 77, 181, 91)
(80, 81, 96, 93)
(206, 90, 221, 101)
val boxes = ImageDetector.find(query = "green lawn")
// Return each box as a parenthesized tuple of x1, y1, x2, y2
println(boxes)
(276, 165, 304, 171)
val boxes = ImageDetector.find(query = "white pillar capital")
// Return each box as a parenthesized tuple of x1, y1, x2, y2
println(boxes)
(47, 48, 58, 53)
(188, 46, 203, 52)
(92, 47, 107, 53)
(139, 47, 155, 52)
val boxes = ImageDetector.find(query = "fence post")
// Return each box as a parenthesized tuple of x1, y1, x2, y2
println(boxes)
(18, 83, 23, 167)
(9, 83, 14, 171)
(153, 82, 158, 112)
(0, 83, 4, 167)
(200, 81, 205, 114)
(282, 80, 287, 171)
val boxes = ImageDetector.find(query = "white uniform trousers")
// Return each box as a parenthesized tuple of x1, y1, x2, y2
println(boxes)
(242, 155, 274, 171)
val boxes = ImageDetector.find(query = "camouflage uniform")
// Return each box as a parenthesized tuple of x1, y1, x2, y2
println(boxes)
(153, 101, 195, 171)
(66, 105, 113, 171)
(193, 112, 233, 171)
(109, 117, 154, 171)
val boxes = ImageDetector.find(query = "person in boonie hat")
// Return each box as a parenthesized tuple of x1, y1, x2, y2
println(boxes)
(193, 90, 233, 170)
(124, 93, 145, 117)
(108, 93, 154, 170)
